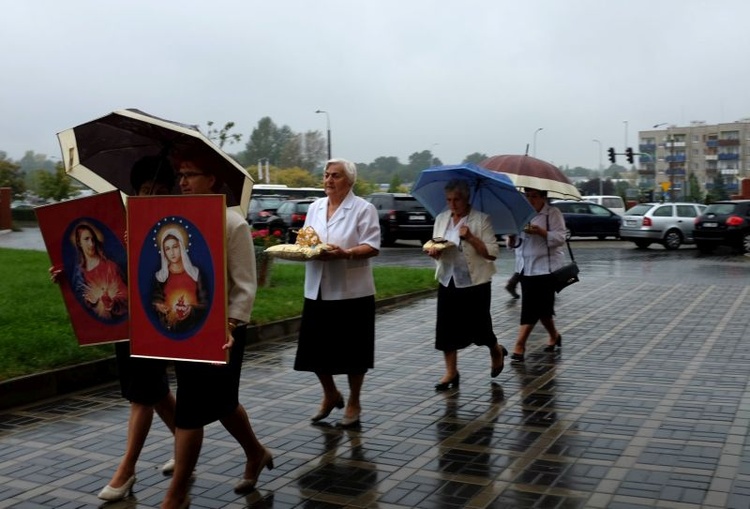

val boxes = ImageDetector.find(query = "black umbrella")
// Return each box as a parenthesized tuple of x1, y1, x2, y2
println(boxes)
(57, 108, 253, 215)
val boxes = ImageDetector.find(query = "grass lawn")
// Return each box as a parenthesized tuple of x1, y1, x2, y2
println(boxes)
(0, 249, 436, 381)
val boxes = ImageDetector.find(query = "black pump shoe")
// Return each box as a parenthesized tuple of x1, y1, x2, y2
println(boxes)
(491, 347, 508, 378)
(434, 373, 460, 391)
(543, 334, 562, 352)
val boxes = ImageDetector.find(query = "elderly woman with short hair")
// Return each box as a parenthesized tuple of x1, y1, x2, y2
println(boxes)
(425, 178, 507, 391)
(294, 158, 381, 428)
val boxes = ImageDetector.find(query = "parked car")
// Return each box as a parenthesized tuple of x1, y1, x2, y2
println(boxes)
(364, 192, 434, 246)
(551, 201, 621, 239)
(246, 195, 286, 230)
(619, 202, 707, 250)
(580, 195, 626, 216)
(267, 198, 316, 243)
(693, 200, 750, 254)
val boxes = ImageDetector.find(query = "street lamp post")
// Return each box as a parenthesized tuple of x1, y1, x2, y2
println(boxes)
(533, 127, 543, 157)
(592, 139, 603, 195)
(315, 109, 331, 160)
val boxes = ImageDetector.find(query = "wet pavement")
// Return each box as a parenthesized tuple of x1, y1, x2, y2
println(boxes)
(1, 229, 750, 508)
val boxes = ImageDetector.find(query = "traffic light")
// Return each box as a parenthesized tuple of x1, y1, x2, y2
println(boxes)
(607, 147, 616, 164)
(625, 147, 634, 164)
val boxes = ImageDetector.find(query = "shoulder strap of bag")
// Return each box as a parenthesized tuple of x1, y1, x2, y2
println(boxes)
(547, 215, 577, 264)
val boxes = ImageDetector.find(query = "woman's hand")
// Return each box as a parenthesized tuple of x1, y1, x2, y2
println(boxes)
(426, 246, 441, 259)
(222, 330, 235, 351)
(317, 243, 348, 261)
(49, 266, 63, 284)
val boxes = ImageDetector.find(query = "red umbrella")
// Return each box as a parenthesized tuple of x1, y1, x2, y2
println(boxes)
(480, 154, 581, 200)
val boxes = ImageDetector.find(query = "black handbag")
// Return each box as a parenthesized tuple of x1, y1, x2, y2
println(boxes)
(547, 217, 580, 293)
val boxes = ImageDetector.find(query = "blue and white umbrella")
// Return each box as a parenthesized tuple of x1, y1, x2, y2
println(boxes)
(411, 163, 535, 235)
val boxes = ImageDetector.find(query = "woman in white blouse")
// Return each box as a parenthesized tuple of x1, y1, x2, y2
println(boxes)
(425, 179, 507, 391)
(294, 158, 380, 428)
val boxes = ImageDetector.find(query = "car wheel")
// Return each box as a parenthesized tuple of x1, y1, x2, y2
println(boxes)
(634, 240, 651, 249)
(380, 226, 395, 247)
(743, 232, 750, 254)
(696, 241, 715, 254)
(662, 230, 682, 250)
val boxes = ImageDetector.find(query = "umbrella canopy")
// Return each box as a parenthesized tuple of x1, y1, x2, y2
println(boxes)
(57, 109, 253, 216)
(411, 163, 536, 235)
(480, 154, 581, 201)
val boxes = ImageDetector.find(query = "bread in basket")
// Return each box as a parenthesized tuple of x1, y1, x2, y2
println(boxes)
(422, 237, 456, 252)
(264, 226, 333, 261)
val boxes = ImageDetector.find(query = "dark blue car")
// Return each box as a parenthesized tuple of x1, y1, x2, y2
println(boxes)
(551, 201, 621, 240)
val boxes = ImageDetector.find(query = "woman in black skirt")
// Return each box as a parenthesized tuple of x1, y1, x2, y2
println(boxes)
(294, 158, 380, 428)
(506, 188, 566, 362)
(424, 179, 507, 391)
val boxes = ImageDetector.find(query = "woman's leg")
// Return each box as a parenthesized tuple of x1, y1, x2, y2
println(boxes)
(345, 373, 365, 419)
(439, 350, 458, 383)
(154, 391, 177, 434)
(220, 404, 269, 480)
(107, 402, 154, 487)
(315, 372, 343, 407)
(489, 342, 506, 371)
(540, 316, 560, 345)
(161, 427, 202, 509)
(513, 324, 535, 355)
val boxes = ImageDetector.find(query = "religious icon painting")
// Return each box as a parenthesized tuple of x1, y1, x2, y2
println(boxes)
(127, 194, 228, 363)
(35, 190, 129, 346)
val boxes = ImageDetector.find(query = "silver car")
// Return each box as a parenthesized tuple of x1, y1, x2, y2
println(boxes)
(619, 202, 707, 250)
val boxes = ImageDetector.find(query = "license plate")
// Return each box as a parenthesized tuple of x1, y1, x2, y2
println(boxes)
(702, 222, 718, 228)
(410, 214, 426, 221)
(625, 220, 637, 226)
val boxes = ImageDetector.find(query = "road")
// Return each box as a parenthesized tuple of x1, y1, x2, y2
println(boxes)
(375, 238, 750, 284)
(3, 227, 748, 285)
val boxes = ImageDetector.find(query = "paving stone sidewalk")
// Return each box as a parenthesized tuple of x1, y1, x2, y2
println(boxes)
(2, 254, 750, 508)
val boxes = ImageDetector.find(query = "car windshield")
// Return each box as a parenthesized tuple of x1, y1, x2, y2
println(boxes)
(256, 197, 284, 209)
(394, 197, 424, 211)
(624, 204, 652, 216)
(704, 203, 738, 215)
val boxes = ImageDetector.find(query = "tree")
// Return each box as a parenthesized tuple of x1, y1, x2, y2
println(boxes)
(0, 159, 25, 198)
(238, 117, 296, 169)
(360, 156, 404, 185)
(37, 163, 75, 201)
(204, 121, 242, 149)
(277, 131, 327, 172)
(706, 174, 729, 202)
(405, 151, 432, 182)
(685, 172, 704, 203)
(275, 167, 321, 187)
(388, 174, 407, 193)
(463, 152, 489, 165)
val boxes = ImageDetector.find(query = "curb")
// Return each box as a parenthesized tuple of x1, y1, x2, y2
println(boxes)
(0, 289, 436, 410)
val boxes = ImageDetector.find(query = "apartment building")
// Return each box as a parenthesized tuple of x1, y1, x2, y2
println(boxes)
(637, 119, 750, 199)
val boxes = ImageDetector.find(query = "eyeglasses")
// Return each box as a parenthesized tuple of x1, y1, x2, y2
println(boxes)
(176, 171, 205, 180)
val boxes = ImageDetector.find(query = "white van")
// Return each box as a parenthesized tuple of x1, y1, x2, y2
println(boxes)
(581, 195, 625, 215)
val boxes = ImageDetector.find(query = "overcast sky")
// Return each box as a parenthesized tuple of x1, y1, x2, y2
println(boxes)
(3, 0, 750, 170)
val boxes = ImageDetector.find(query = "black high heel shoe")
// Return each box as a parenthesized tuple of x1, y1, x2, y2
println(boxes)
(434, 373, 460, 391)
(491, 347, 508, 378)
(543, 334, 562, 352)
(311, 395, 345, 422)
(510, 352, 525, 362)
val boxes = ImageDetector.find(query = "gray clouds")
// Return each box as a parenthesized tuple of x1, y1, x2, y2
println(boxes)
(2, 0, 749, 169)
